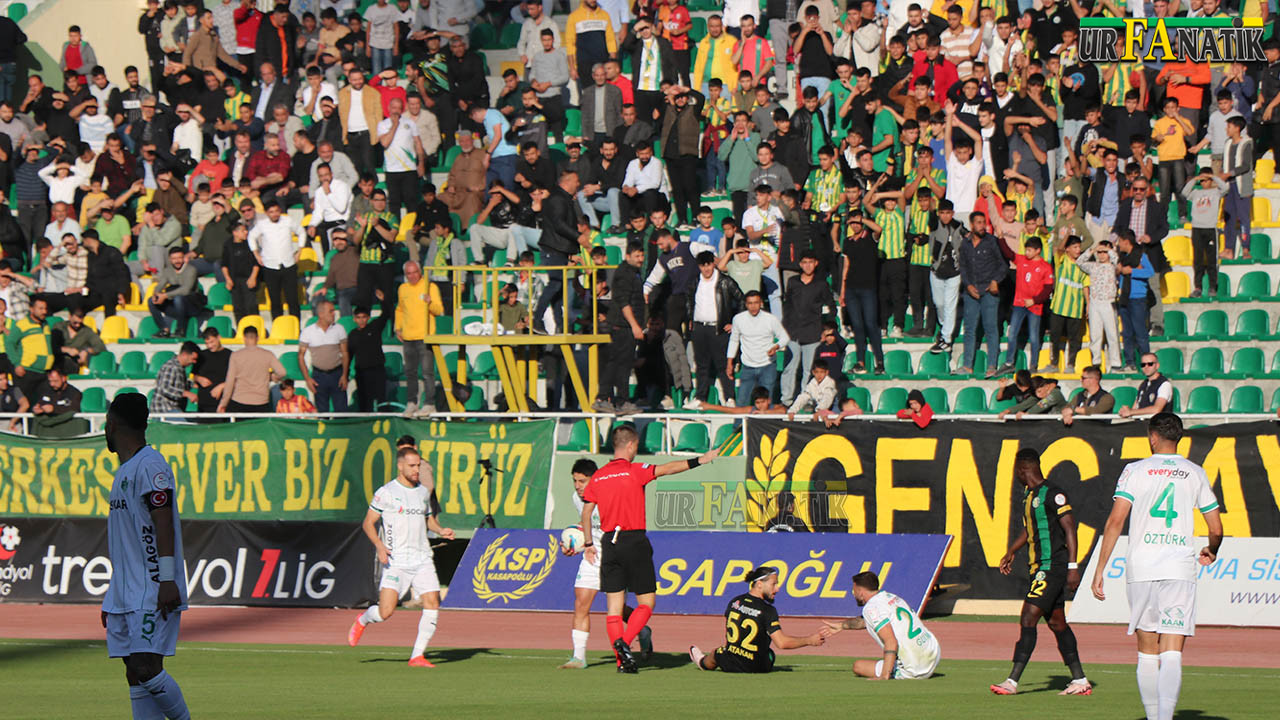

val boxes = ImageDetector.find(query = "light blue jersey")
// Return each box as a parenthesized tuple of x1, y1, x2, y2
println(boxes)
(103, 446, 188, 614)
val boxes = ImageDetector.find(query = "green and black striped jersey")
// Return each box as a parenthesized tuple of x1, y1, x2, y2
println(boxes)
(1023, 483, 1072, 573)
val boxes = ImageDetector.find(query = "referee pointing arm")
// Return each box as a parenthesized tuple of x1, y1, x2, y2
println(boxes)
(580, 425, 717, 673)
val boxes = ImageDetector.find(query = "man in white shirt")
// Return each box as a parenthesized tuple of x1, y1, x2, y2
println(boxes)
(985, 15, 1023, 78)
(517, 0, 560, 67)
(377, 97, 426, 216)
(298, 299, 350, 412)
(296, 66, 339, 122)
(620, 143, 668, 223)
(78, 100, 117, 154)
(309, 140, 359, 197)
(944, 110, 983, 225)
(308, 163, 352, 252)
(169, 103, 204, 158)
(726, 290, 788, 406)
(248, 198, 303, 319)
(822, 571, 941, 680)
(1092, 412, 1224, 720)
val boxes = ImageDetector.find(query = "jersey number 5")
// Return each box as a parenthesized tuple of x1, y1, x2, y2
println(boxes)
(726, 611, 760, 652)
(1149, 482, 1179, 529)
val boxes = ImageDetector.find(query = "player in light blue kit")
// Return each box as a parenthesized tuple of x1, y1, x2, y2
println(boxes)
(101, 392, 191, 720)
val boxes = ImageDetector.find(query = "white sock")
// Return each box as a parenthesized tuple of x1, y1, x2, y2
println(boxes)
(129, 685, 164, 720)
(572, 629, 589, 661)
(360, 605, 383, 626)
(140, 670, 190, 720)
(1157, 650, 1183, 720)
(1005, 678, 1018, 688)
(1137, 653, 1161, 720)
(411, 609, 438, 659)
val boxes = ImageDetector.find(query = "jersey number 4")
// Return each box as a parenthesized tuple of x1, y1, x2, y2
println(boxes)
(1149, 482, 1179, 529)
(726, 611, 760, 652)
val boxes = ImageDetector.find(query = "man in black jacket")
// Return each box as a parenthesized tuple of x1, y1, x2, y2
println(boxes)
(685, 251, 744, 406)
(532, 171, 583, 334)
(643, 229, 706, 334)
(769, 110, 808, 190)
(80, 230, 131, 318)
(596, 242, 647, 414)
(1112, 178, 1170, 333)
(254, 5, 299, 83)
(658, 86, 704, 227)
(579, 138, 627, 232)
(446, 35, 489, 111)
(780, 250, 836, 405)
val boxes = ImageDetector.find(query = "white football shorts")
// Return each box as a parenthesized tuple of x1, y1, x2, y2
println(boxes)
(574, 552, 601, 591)
(1127, 579, 1197, 636)
(379, 559, 441, 598)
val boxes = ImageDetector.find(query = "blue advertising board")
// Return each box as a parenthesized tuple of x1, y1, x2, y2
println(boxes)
(443, 530, 952, 616)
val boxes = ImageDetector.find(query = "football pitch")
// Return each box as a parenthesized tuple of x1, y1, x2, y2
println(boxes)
(5, 639, 1272, 719)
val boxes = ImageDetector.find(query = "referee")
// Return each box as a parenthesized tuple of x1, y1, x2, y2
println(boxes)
(581, 425, 717, 673)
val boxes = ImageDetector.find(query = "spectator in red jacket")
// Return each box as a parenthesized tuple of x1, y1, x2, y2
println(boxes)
(911, 35, 959, 104)
(996, 235, 1054, 376)
(233, 0, 263, 81)
(897, 389, 933, 428)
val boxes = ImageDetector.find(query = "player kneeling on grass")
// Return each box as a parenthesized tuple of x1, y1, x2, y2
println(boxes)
(559, 459, 652, 669)
(347, 447, 456, 667)
(689, 566, 825, 673)
(821, 571, 940, 680)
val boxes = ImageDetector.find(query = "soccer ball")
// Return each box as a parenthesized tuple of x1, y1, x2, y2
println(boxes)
(560, 525, 586, 551)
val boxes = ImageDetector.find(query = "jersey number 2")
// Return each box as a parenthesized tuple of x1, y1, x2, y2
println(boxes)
(895, 607, 922, 640)
(727, 611, 760, 651)
(1149, 482, 1179, 529)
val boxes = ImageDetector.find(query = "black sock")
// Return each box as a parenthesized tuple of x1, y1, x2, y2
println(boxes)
(1009, 625, 1037, 682)
(1052, 624, 1086, 680)
(621, 605, 634, 622)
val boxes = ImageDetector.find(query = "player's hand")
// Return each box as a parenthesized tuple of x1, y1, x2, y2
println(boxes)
(821, 620, 843, 635)
(809, 632, 825, 647)
(1066, 568, 1082, 593)
(998, 552, 1014, 575)
(584, 545, 598, 564)
(156, 581, 180, 620)
(698, 449, 717, 466)
(1198, 546, 1217, 566)
(560, 542, 579, 557)
(1091, 572, 1106, 601)
(376, 545, 389, 566)
(438, 527, 455, 540)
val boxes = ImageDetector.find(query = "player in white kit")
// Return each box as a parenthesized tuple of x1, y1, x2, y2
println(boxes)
(1092, 413, 1224, 720)
(347, 446, 455, 667)
(102, 392, 192, 720)
(822, 571, 941, 680)
(557, 459, 651, 669)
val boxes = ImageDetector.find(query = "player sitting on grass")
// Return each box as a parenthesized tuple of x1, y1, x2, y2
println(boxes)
(990, 448, 1092, 696)
(689, 566, 826, 673)
(822, 571, 940, 680)
(347, 447, 456, 667)
(558, 458, 652, 669)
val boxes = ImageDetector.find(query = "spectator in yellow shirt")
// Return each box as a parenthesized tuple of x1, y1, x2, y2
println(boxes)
(1152, 96, 1195, 218)
(395, 261, 444, 417)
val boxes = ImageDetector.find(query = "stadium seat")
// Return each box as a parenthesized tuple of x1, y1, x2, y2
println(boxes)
(1162, 234, 1192, 267)
(235, 315, 267, 341)
(297, 246, 322, 273)
(605, 245, 622, 264)
(147, 351, 176, 375)
(1228, 386, 1264, 414)
(1228, 347, 1265, 378)
(641, 420, 666, 453)
(113, 386, 139, 400)
(1187, 347, 1224, 377)
(462, 385, 487, 411)
(562, 420, 592, 451)
(1111, 386, 1138, 408)
(953, 386, 987, 413)
(848, 386, 871, 413)
(470, 351, 498, 380)
(915, 351, 950, 378)
(207, 316, 234, 339)
(382, 352, 403, 380)
(689, 16, 708, 43)
(89, 351, 118, 378)
(7, 3, 26, 22)
(434, 315, 454, 334)
(1191, 309, 1228, 339)
(1234, 271, 1272, 301)
(712, 423, 737, 451)
(922, 387, 949, 412)
(1160, 310, 1188, 340)
(278, 351, 305, 380)
(443, 350, 465, 378)
(564, 108, 582, 138)
(1252, 196, 1276, 228)
(498, 22, 521, 49)
(1234, 309, 1272, 340)
(674, 423, 710, 453)
(1250, 233, 1274, 262)
(1154, 347, 1184, 375)
(1162, 271, 1190, 302)
(883, 349, 912, 377)
(989, 389, 1017, 414)
(100, 315, 131, 344)
(1257, 157, 1277, 187)
(433, 146, 461, 172)
(1186, 386, 1222, 414)
(875, 387, 907, 414)
(81, 387, 108, 414)
(270, 315, 300, 341)
(469, 23, 499, 49)
(119, 351, 148, 379)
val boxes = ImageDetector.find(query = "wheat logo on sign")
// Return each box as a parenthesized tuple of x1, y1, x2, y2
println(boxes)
(472, 533, 558, 604)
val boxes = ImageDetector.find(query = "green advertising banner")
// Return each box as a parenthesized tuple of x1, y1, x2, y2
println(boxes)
(0, 418, 556, 527)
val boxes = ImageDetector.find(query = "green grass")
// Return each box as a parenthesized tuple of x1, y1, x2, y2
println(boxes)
(4, 640, 1274, 719)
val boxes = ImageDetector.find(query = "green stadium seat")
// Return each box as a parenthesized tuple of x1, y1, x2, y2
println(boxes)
(641, 420, 666, 453)
(953, 386, 987, 413)
(922, 387, 949, 412)
(384, 352, 404, 379)
(1111, 386, 1138, 409)
(713, 208, 733, 226)
(848, 386, 871, 413)
(564, 108, 582, 137)
(606, 245, 622, 264)
(498, 22, 521, 49)
(207, 316, 234, 339)
(1272, 387, 1280, 412)
(114, 386, 139, 399)
(712, 422, 737, 451)
(1234, 271, 1272, 300)
(674, 423, 710, 452)
(471, 351, 498, 380)
(1228, 347, 1265, 378)
(883, 349, 912, 377)
(462, 385, 486, 411)
(1191, 309, 1228, 340)
(989, 389, 1017, 413)
(136, 316, 164, 341)
(279, 351, 305, 380)
(876, 387, 907, 414)
(1228, 386, 1264, 413)
(7, 3, 26, 22)
(1187, 347, 1224, 377)
(915, 352, 950, 378)
(689, 16, 707, 43)
(1234, 308, 1272, 340)
(562, 420, 592, 451)
(1185, 386, 1221, 413)
(1249, 233, 1273, 262)
(1188, 272, 1230, 299)
(1160, 310, 1188, 340)
(119, 351, 148, 379)
(443, 350, 465, 377)
(469, 23, 499, 49)
(435, 315, 454, 335)
(147, 351, 176, 375)
(432, 145, 461, 171)
(89, 351, 118, 378)
(81, 387, 108, 413)
(207, 284, 232, 309)
(1154, 347, 1184, 375)
(1270, 350, 1280, 377)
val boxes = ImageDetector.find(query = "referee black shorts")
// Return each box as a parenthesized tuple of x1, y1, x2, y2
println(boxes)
(601, 530, 656, 595)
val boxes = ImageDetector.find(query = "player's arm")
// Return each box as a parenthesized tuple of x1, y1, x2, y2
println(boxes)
(770, 628, 824, 650)
(821, 616, 865, 634)
(361, 507, 390, 566)
(653, 449, 718, 477)
(1059, 509, 1082, 591)
(1200, 508, 1224, 566)
(999, 528, 1029, 575)
(426, 512, 454, 540)
(871, 622, 899, 680)
(581, 500, 598, 563)
(148, 498, 181, 619)
(1090, 497, 1132, 601)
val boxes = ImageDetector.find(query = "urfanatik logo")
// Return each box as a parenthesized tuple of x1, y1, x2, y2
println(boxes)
(1079, 17, 1264, 63)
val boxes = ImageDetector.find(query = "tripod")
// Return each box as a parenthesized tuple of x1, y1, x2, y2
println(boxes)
(476, 458, 498, 528)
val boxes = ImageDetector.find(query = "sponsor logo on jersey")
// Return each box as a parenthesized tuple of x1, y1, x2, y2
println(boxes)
(471, 532, 559, 604)
(1032, 497, 1041, 509)
(153, 472, 172, 491)
(1054, 493, 1067, 506)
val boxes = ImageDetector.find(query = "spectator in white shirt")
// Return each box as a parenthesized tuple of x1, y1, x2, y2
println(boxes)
(516, 0, 560, 67)
(307, 163, 353, 253)
(38, 162, 89, 206)
(786, 358, 838, 419)
(248, 198, 303, 319)
(376, 97, 426, 216)
(308, 140, 359, 197)
(170, 103, 204, 158)
(295, 66, 339, 122)
(77, 99, 116, 153)
(43, 202, 82, 244)
(726, 289, 789, 406)
(620, 143, 668, 224)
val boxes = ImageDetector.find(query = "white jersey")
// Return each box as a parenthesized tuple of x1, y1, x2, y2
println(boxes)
(1115, 453, 1220, 583)
(103, 446, 188, 614)
(572, 492, 604, 546)
(861, 591, 940, 673)
(370, 478, 435, 567)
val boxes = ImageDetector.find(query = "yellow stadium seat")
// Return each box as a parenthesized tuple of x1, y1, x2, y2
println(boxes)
(1072, 349, 1094, 371)
(297, 246, 322, 272)
(270, 315, 300, 342)
(233, 314, 267, 343)
(1163, 234, 1192, 267)
(1163, 271, 1190, 301)
(123, 282, 145, 311)
(301, 213, 312, 226)
(1256, 158, 1276, 188)
(1253, 197, 1277, 228)
(397, 212, 417, 244)
(82, 315, 97, 331)
(499, 60, 524, 80)
(101, 315, 130, 343)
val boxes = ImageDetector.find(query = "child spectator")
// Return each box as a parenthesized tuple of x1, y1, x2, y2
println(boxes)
(1181, 169, 1228, 298)
(276, 377, 316, 414)
(897, 389, 933, 428)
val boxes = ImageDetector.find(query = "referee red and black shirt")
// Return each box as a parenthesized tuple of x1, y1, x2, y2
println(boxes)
(582, 458, 656, 532)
